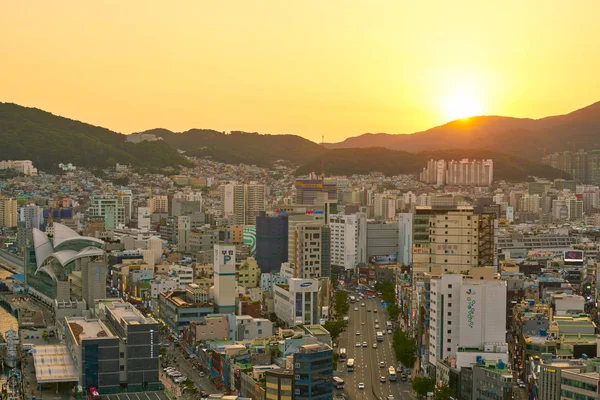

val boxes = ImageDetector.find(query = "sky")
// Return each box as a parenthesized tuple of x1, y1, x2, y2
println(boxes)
(2, 1, 600, 143)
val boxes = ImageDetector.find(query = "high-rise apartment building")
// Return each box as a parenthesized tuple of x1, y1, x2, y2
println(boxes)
(19, 204, 43, 230)
(220, 183, 265, 225)
(428, 211, 497, 270)
(328, 213, 367, 270)
(256, 211, 288, 273)
(293, 223, 330, 278)
(420, 159, 494, 186)
(519, 194, 542, 214)
(374, 193, 397, 220)
(177, 215, 191, 252)
(148, 195, 169, 214)
(137, 207, 151, 230)
(398, 213, 413, 266)
(117, 189, 133, 223)
(213, 244, 236, 313)
(428, 275, 508, 372)
(0, 197, 18, 228)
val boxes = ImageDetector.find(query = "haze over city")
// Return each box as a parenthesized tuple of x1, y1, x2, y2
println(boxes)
(2, 1, 600, 142)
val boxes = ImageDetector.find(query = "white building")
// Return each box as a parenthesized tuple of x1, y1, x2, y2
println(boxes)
(260, 273, 288, 292)
(274, 278, 320, 327)
(150, 276, 179, 298)
(168, 265, 194, 288)
(293, 223, 326, 278)
(19, 204, 44, 230)
(137, 207, 151, 230)
(398, 213, 413, 266)
(328, 213, 367, 270)
(214, 244, 236, 314)
(229, 315, 274, 341)
(374, 194, 397, 220)
(117, 190, 133, 223)
(429, 274, 508, 371)
(88, 196, 125, 229)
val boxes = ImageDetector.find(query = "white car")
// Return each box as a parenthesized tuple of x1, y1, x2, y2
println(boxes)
(388, 396, 395, 400)
(379, 361, 385, 368)
(361, 303, 365, 307)
(387, 329, 393, 334)
(375, 324, 380, 329)
(354, 307, 359, 311)
(356, 342, 361, 347)
(372, 343, 377, 349)
(356, 331, 361, 336)
(358, 382, 365, 390)
(362, 342, 368, 347)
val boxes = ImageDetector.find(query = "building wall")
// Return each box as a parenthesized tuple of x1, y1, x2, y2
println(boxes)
(293, 345, 333, 400)
(256, 212, 288, 273)
(274, 279, 319, 327)
(214, 244, 236, 313)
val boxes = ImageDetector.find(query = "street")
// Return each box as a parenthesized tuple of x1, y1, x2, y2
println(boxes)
(336, 295, 416, 400)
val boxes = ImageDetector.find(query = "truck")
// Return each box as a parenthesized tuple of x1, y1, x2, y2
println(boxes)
(343, 316, 349, 325)
(377, 332, 384, 342)
(346, 358, 355, 372)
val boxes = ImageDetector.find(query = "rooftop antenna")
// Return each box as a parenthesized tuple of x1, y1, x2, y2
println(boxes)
(321, 135, 325, 184)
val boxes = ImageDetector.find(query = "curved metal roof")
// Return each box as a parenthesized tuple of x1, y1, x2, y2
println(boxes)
(32, 227, 105, 270)
(33, 229, 55, 270)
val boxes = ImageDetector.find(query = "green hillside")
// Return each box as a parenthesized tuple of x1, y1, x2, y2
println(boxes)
(139, 128, 325, 167)
(0, 103, 191, 172)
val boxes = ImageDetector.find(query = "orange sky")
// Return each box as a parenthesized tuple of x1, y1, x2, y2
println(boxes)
(2, 1, 600, 142)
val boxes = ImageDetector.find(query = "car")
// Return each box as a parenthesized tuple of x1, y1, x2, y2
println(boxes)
(356, 342, 361, 347)
(388, 396, 395, 400)
(358, 383, 365, 390)
(375, 324, 380, 329)
(396, 367, 402, 373)
(519, 382, 527, 388)
(387, 329, 393, 334)
(362, 342, 368, 347)
(354, 307, 359, 311)
(373, 309, 378, 313)
(379, 361, 385, 368)
(381, 330, 386, 335)
(367, 309, 371, 312)
(199, 371, 205, 377)
(380, 376, 386, 383)
(356, 331, 361, 336)
(375, 319, 379, 323)
(372, 343, 377, 349)
(361, 303, 365, 307)
(401, 373, 407, 381)
(361, 322, 366, 325)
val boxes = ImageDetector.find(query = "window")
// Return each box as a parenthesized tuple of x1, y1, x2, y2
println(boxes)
(448, 294, 452, 298)
(448, 303, 452, 307)
(258, 329, 262, 335)
(295, 363, 300, 368)
(447, 339, 451, 343)
(448, 284, 452, 288)
(447, 348, 451, 352)
(448, 312, 452, 316)
(120, 352, 125, 358)
(120, 365, 125, 371)
(448, 321, 452, 325)
(447, 330, 452, 334)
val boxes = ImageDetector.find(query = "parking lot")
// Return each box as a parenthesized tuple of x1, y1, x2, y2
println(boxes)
(99, 391, 170, 400)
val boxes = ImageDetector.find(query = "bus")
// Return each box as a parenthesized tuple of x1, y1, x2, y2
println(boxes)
(388, 367, 397, 382)
(346, 358, 355, 372)
(376, 332, 384, 342)
(333, 377, 345, 389)
(339, 347, 347, 360)
(88, 387, 100, 400)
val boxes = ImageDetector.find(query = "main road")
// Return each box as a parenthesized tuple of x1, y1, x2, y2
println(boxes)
(336, 294, 415, 400)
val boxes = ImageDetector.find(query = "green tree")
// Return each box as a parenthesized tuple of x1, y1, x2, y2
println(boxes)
(435, 383, 455, 400)
(412, 376, 435, 398)
(393, 330, 417, 368)
(334, 290, 349, 318)
(331, 274, 339, 290)
(324, 319, 345, 341)
(388, 304, 401, 320)
(42, 331, 49, 341)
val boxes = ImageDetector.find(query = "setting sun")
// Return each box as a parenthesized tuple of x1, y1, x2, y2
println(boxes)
(442, 94, 484, 121)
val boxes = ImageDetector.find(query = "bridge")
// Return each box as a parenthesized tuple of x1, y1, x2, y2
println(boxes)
(0, 250, 24, 275)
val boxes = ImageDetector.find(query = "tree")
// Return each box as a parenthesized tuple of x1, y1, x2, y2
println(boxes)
(324, 319, 345, 341)
(42, 331, 49, 341)
(388, 304, 401, 320)
(412, 376, 435, 398)
(435, 383, 455, 400)
(331, 274, 339, 290)
(393, 330, 417, 368)
(334, 290, 349, 318)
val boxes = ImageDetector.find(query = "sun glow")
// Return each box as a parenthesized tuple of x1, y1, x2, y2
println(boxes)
(442, 93, 484, 121)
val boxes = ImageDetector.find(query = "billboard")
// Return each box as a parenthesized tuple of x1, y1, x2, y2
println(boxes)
(370, 254, 398, 264)
(564, 250, 584, 263)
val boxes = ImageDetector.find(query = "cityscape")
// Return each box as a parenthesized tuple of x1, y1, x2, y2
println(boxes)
(2, 2, 600, 400)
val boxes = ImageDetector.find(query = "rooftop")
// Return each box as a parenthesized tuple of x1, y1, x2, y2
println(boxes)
(66, 318, 114, 344)
(106, 302, 157, 325)
(31, 344, 79, 383)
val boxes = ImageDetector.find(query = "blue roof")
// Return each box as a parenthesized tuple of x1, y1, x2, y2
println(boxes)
(12, 274, 24, 282)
